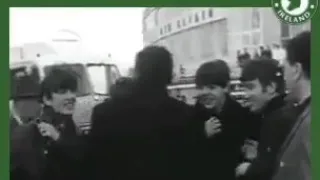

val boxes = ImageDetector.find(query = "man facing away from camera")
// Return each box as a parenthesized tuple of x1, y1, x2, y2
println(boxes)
(85, 46, 196, 180)
(192, 60, 257, 180)
(10, 69, 83, 180)
(235, 58, 306, 180)
(272, 31, 311, 180)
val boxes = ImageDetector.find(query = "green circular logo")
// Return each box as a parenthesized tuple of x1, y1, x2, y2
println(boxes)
(272, 0, 318, 24)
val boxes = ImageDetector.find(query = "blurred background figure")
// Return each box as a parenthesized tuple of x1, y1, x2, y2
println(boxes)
(237, 49, 252, 69)
(271, 43, 286, 66)
(260, 47, 273, 60)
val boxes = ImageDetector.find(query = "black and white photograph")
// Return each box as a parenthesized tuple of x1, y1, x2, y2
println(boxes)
(9, 7, 311, 180)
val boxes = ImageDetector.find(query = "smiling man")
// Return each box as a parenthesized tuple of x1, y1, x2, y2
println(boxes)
(193, 59, 256, 180)
(235, 59, 303, 180)
(240, 60, 284, 114)
(10, 68, 82, 180)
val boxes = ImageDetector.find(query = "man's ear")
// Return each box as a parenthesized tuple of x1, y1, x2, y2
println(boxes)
(293, 62, 304, 81)
(42, 96, 52, 106)
(266, 82, 277, 94)
(223, 86, 229, 93)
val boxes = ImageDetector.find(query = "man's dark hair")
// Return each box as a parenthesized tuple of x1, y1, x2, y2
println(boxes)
(286, 31, 310, 79)
(260, 49, 273, 59)
(240, 59, 285, 94)
(40, 68, 78, 101)
(134, 45, 173, 87)
(109, 77, 134, 99)
(238, 52, 251, 61)
(195, 59, 230, 88)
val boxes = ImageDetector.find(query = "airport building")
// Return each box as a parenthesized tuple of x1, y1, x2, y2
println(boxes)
(142, 8, 311, 78)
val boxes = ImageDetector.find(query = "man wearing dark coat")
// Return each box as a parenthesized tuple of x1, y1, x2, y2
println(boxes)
(192, 60, 257, 180)
(235, 59, 303, 180)
(272, 31, 311, 180)
(85, 46, 196, 180)
(10, 100, 23, 132)
(10, 69, 83, 180)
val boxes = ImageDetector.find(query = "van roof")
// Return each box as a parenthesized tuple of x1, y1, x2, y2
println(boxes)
(10, 53, 116, 69)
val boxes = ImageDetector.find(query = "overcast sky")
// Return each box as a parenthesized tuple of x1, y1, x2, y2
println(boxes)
(10, 8, 144, 73)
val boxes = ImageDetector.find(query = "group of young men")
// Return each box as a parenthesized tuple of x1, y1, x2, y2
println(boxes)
(10, 31, 311, 180)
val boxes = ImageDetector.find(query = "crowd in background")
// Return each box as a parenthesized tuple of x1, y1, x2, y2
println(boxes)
(236, 43, 286, 69)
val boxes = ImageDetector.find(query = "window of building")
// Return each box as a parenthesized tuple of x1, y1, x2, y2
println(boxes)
(208, 9, 213, 18)
(188, 15, 193, 23)
(281, 23, 290, 38)
(242, 33, 251, 46)
(290, 25, 305, 38)
(177, 20, 181, 28)
(252, 31, 261, 46)
(199, 26, 214, 59)
(154, 9, 159, 26)
(252, 8, 261, 29)
(168, 23, 172, 32)
(195, 13, 199, 23)
(242, 10, 251, 31)
(182, 18, 186, 26)
(160, 28, 163, 35)
(198, 19, 228, 59)
(215, 19, 228, 56)
(201, 10, 206, 20)
(179, 33, 191, 62)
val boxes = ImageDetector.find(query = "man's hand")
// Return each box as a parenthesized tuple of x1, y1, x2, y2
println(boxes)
(242, 139, 258, 160)
(38, 122, 60, 141)
(235, 162, 251, 177)
(204, 117, 222, 138)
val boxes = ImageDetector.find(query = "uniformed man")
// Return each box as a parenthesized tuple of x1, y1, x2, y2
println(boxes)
(235, 59, 302, 180)
(272, 31, 311, 180)
(10, 69, 83, 180)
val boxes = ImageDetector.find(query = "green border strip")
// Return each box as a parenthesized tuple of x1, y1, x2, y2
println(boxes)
(2, 2, 319, 180)
(311, 10, 319, 180)
(1, 3, 9, 180)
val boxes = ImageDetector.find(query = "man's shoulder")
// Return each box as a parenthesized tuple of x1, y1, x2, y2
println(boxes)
(93, 95, 193, 114)
(92, 99, 114, 113)
(166, 96, 194, 111)
(11, 122, 37, 141)
(270, 103, 297, 121)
